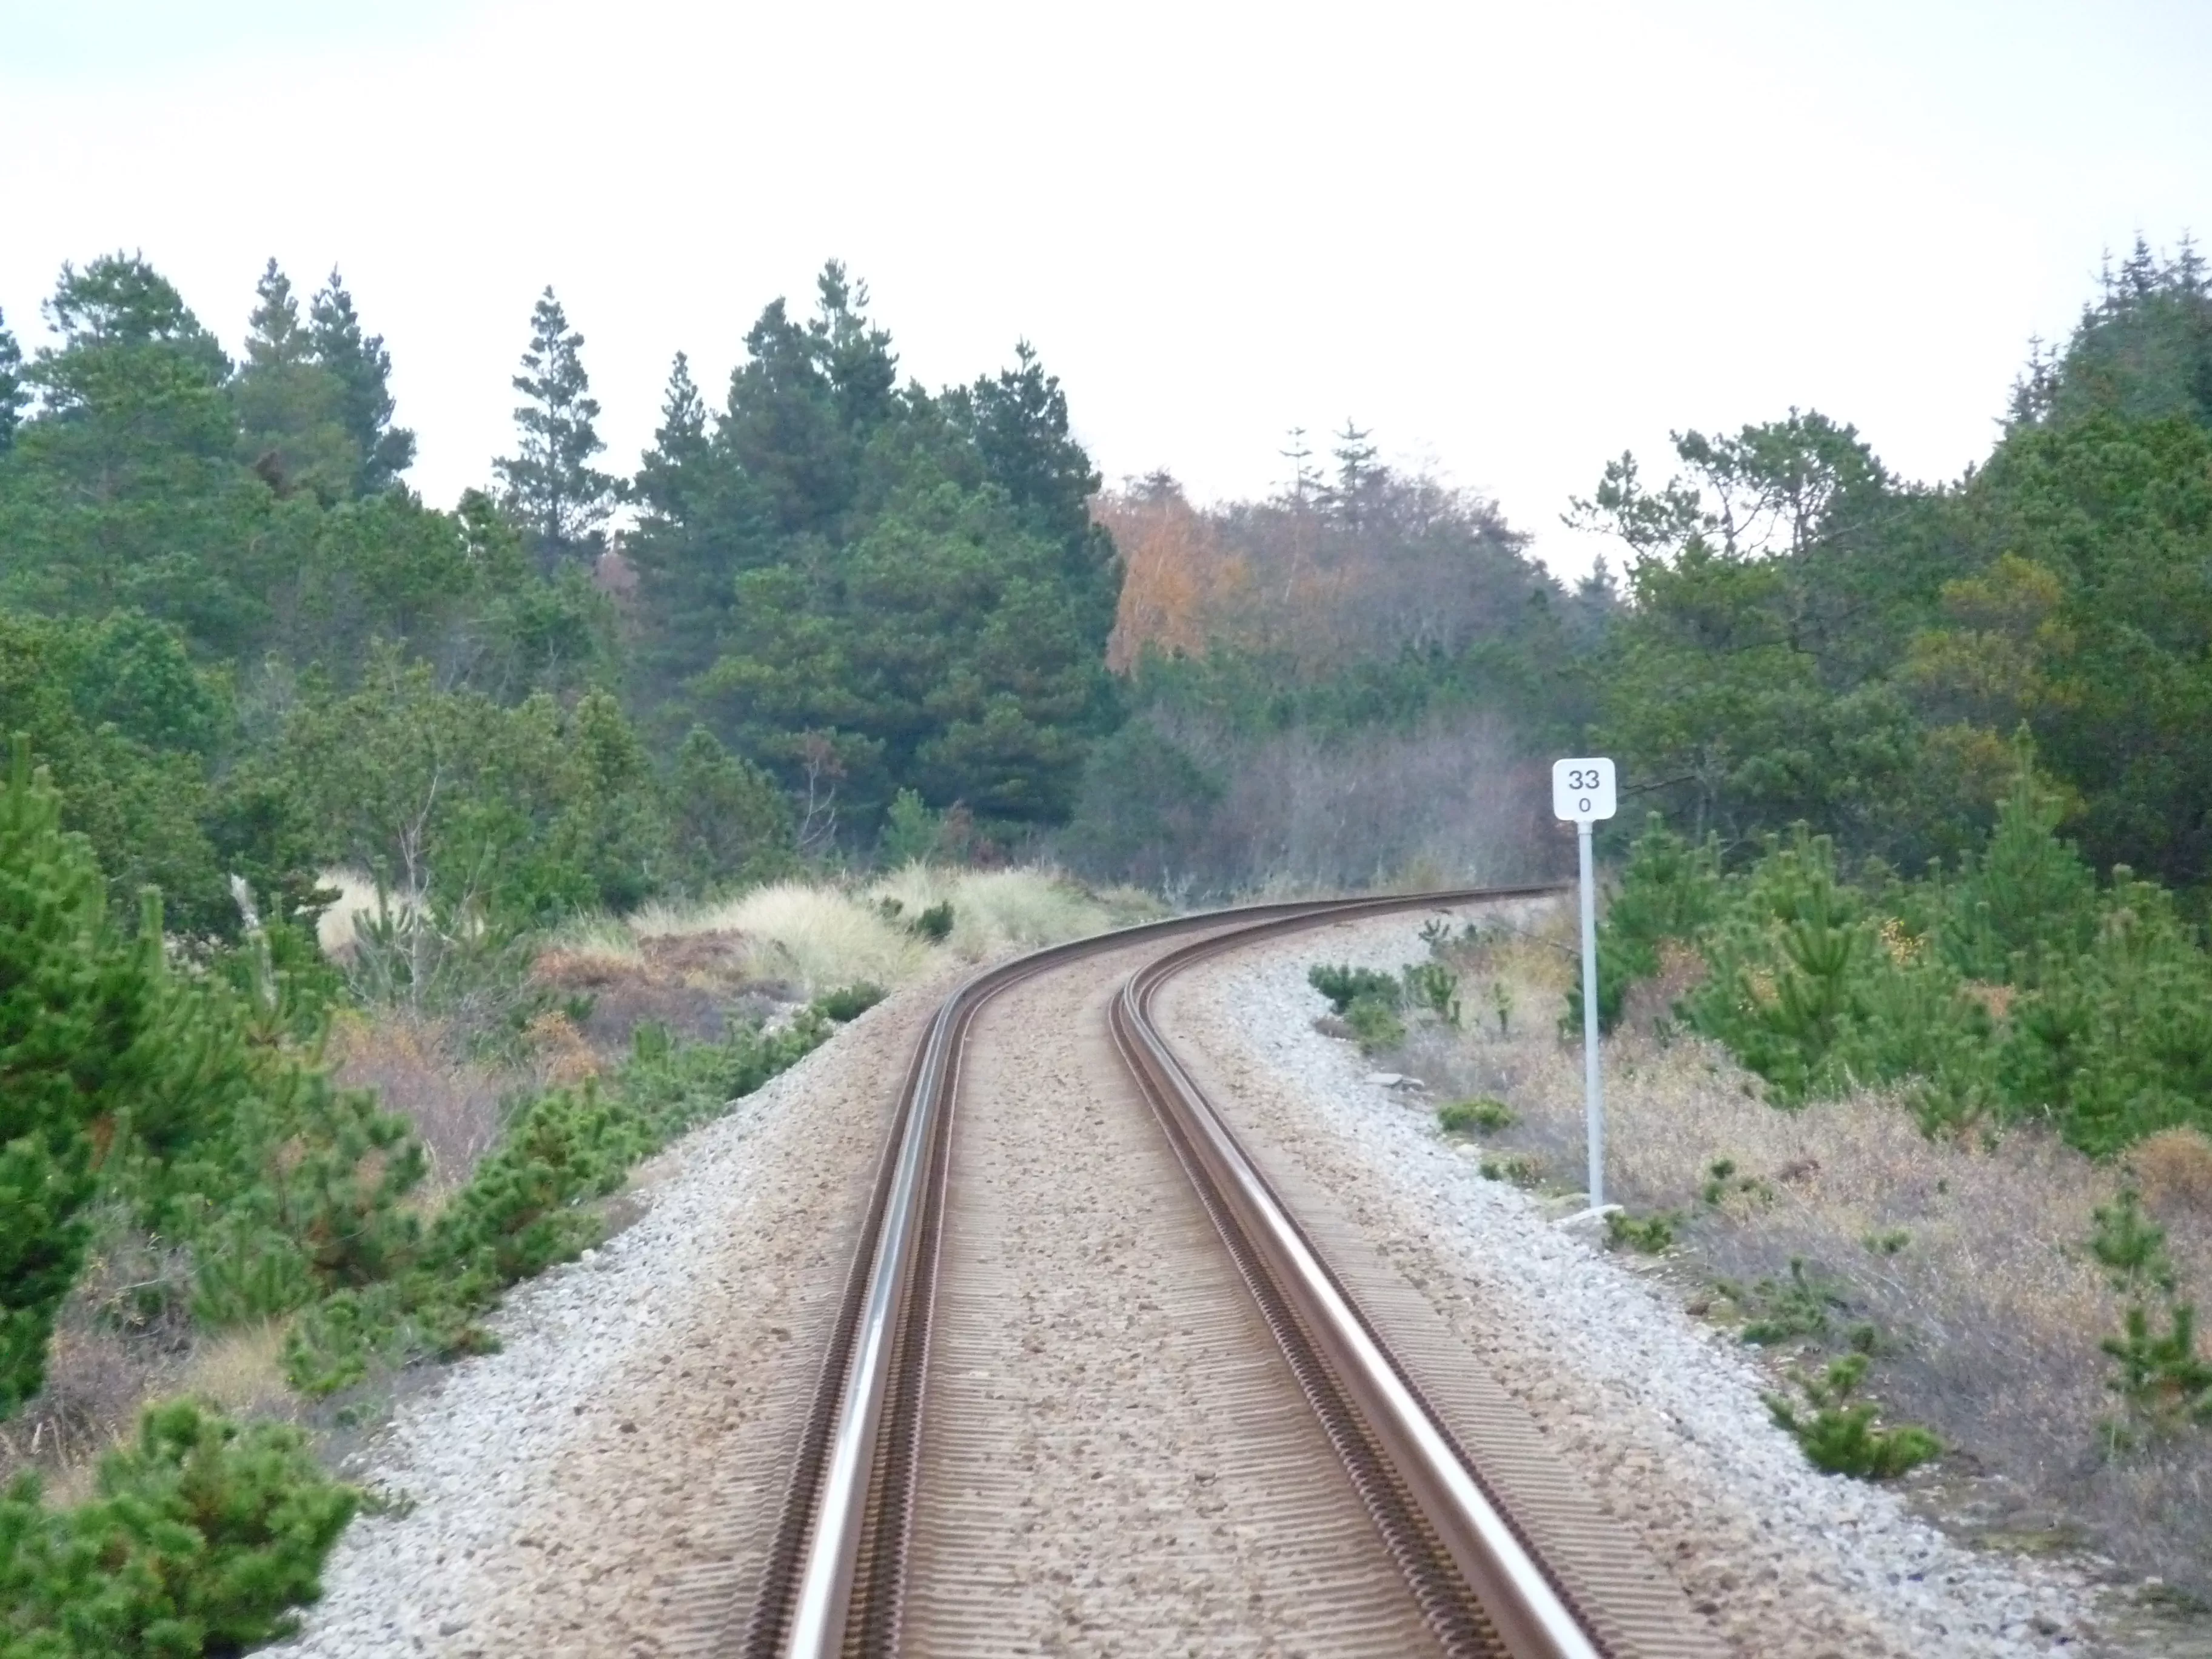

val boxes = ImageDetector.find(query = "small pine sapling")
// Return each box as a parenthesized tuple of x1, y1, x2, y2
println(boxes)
(1604, 1210, 1677, 1254)
(1436, 1098, 1515, 1136)
(1308, 964, 1401, 1016)
(1765, 1354, 1940, 1480)
(2088, 1187, 2212, 1447)
(1403, 962, 1461, 1027)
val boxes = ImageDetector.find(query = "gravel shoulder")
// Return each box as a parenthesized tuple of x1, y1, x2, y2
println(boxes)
(1156, 906, 2106, 1659)
(278, 971, 959, 1659)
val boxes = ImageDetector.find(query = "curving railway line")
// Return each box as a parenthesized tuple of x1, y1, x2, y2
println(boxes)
(735, 893, 1722, 1659)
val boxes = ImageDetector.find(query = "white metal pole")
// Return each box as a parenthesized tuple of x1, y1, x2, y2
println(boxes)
(1578, 820, 1604, 1210)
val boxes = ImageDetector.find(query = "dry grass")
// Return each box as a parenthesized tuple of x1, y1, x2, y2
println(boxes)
(868, 865, 1131, 959)
(627, 880, 929, 993)
(313, 865, 418, 957)
(2130, 1127, 2212, 1221)
(1372, 899, 2212, 1594)
(325, 1010, 514, 1191)
(175, 1322, 292, 1417)
(600, 865, 1136, 996)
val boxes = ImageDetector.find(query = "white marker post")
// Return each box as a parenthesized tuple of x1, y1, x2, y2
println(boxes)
(1552, 758, 1617, 1212)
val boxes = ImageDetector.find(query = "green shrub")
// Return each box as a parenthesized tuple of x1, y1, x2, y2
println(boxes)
(1307, 964, 1400, 1016)
(1442, 1097, 1513, 1141)
(1478, 1153, 1543, 1187)
(814, 982, 885, 1023)
(1603, 761, 2212, 1157)
(0, 1401, 357, 1655)
(910, 902, 954, 943)
(1604, 1210, 1677, 1253)
(1728, 1258, 1846, 1345)
(2087, 1188, 2212, 1447)
(0, 739, 170, 1418)
(1401, 962, 1460, 1027)
(283, 999, 845, 1395)
(1564, 816, 1721, 1034)
(1344, 994, 1406, 1055)
(1436, 1098, 1515, 1136)
(1765, 1355, 1940, 1480)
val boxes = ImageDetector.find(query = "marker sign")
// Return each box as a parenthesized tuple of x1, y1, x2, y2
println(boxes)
(1552, 757, 1617, 823)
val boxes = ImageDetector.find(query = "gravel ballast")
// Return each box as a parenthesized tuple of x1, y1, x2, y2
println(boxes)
(1157, 907, 2105, 1659)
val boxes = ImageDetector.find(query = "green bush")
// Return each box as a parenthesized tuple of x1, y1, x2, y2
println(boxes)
(1344, 994, 1405, 1056)
(1765, 1355, 1940, 1480)
(2088, 1188, 2212, 1447)
(813, 982, 885, 1023)
(909, 902, 954, 943)
(0, 1401, 357, 1655)
(283, 997, 854, 1395)
(1401, 962, 1460, 1027)
(1604, 1210, 1677, 1254)
(1478, 1153, 1542, 1187)
(1565, 816, 1720, 1034)
(1436, 1098, 1515, 1136)
(1307, 964, 1400, 1016)
(1590, 760, 2212, 1157)
(0, 739, 168, 1418)
(1727, 1258, 1846, 1345)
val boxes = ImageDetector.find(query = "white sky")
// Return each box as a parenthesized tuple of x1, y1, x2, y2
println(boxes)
(2, 0, 2207, 577)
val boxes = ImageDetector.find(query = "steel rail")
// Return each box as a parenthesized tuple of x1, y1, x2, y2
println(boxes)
(747, 886, 1569, 1659)
(1115, 913, 1607, 1659)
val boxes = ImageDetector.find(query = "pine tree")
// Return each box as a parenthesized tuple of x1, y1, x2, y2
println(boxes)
(235, 260, 355, 501)
(0, 306, 24, 454)
(631, 352, 710, 528)
(494, 287, 614, 566)
(307, 267, 415, 494)
(1321, 420, 1381, 526)
(1279, 426, 1317, 504)
(0, 736, 161, 1416)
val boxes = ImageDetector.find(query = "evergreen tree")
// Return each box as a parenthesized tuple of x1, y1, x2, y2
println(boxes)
(631, 352, 710, 526)
(307, 267, 415, 494)
(0, 307, 24, 454)
(0, 254, 284, 650)
(1320, 420, 1380, 526)
(0, 736, 162, 1415)
(234, 260, 356, 501)
(495, 287, 614, 566)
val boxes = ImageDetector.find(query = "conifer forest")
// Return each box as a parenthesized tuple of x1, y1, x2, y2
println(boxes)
(4, 230, 2212, 1650)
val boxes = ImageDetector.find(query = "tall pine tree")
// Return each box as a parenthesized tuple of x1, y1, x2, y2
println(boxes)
(0, 307, 23, 454)
(307, 267, 415, 494)
(234, 260, 356, 501)
(0, 737, 163, 1415)
(495, 286, 614, 567)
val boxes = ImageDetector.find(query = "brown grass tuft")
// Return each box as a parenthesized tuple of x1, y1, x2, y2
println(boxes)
(524, 1009, 604, 1087)
(326, 1011, 511, 1190)
(2130, 1127, 2212, 1219)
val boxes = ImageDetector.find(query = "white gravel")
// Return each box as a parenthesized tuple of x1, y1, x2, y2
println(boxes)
(1165, 911, 2106, 1659)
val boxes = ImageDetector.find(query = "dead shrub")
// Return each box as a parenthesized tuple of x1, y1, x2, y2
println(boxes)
(326, 1011, 510, 1190)
(2131, 1127, 2212, 1218)
(524, 1009, 603, 1088)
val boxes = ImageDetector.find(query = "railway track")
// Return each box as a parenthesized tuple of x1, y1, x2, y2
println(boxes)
(737, 892, 1719, 1658)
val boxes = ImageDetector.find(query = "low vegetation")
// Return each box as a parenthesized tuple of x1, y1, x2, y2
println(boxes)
(1313, 876, 2212, 1586)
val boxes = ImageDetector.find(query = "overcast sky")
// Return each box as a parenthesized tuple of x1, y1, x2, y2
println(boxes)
(3, 0, 2207, 576)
